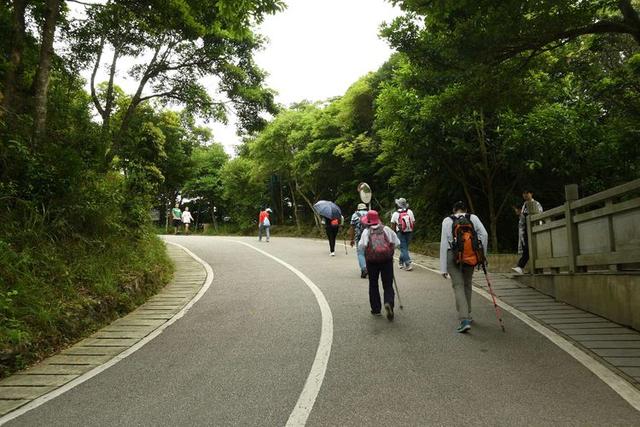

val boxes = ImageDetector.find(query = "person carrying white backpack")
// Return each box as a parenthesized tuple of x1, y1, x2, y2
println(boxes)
(390, 198, 415, 271)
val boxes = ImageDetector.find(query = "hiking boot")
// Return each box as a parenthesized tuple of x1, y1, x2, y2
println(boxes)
(456, 319, 471, 333)
(384, 303, 394, 321)
(511, 266, 524, 274)
(404, 262, 413, 271)
(360, 269, 367, 279)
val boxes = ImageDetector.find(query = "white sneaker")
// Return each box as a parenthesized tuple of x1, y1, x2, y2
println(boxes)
(405, 263, 413, 271)
(511, 266, 524, 274)
(330, 252, 335, 257)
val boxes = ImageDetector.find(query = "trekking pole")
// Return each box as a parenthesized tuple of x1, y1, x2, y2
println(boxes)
(481, 263, 505, 332)
(392, 274, 404, 310)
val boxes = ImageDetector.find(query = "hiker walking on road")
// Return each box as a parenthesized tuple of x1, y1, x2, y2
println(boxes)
(322, 214, 343, 256)
(390, 197, 415, 271)
(440, 201, 488, 333)
(512, 190, 543, 274)
(181, 207, 193, 234)
(171, 203, 182, 235)
(258, 208, 272, 242)
(349, 203, 369, 278)
(359, 210, 400, 321)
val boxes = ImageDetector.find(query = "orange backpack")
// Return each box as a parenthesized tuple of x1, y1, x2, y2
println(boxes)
(450, 214, 485, 267)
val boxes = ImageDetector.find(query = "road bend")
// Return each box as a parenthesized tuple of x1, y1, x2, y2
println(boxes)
(7, 236, 640, 426)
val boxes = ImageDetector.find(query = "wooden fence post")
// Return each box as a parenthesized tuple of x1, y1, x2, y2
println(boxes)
(565, 184, 579, 274)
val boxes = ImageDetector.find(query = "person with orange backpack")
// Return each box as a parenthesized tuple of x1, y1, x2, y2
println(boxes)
(358, 210, 401, 321)
(439, 201, 488, 333)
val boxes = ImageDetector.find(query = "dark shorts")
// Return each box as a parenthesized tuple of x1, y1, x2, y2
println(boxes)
(173, 219, 182, 227)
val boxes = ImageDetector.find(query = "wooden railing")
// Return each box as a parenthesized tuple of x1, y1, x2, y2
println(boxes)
(528, 179, 640, 273)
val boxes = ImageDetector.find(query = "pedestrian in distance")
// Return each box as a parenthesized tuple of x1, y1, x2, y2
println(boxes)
(349, 203, 369, 278)
(440, 201, 488, 333)
(171, 203, 182, 235)
(322, 213, 343, 256)
(181, 206, 193, 234)
(390, 197, 415, 271)
(512, 190, 543, 274)
(358, 210, 401, 321)
(258, 207, 272, 242)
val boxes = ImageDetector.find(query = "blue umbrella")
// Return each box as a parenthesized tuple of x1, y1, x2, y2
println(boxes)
(313, 200, 342, 219)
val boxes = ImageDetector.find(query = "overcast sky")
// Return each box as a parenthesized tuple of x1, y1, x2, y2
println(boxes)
(73, 0, 401, 154)
(213, 0, 401, 153)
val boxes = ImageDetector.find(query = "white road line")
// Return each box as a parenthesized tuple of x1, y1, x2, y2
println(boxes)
(409, 260, 640, 412)
(0, 241, 214, 426)
(231, 240, 333, 427)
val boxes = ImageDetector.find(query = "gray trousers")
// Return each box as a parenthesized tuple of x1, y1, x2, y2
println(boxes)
(447, 251, 474, 320)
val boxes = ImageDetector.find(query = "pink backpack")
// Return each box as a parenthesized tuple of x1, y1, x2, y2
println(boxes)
(365, 227, 394, 262)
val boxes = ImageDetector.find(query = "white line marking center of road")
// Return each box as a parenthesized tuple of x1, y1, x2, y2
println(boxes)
(231, 240, 334, 427)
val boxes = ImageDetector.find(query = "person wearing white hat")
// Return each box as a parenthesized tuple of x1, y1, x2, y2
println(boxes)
(349, 203, 369, 278)
(390, 197, 416, 271)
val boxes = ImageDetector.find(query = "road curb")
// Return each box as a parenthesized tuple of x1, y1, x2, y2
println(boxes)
(0, 242, 212, 423)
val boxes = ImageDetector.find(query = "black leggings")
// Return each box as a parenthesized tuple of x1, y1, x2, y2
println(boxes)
(326, 225, 339, 252)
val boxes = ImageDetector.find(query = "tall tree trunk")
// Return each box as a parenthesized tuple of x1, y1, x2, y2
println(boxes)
(2, 0, 27, 118)
(295, 179, 321, 233)
(102, 48, 120, 131)
(211, 203, 218, 230)
(32, 0, 61, 142)
(289, 183, 300, 232)
(474, 109, 499, 251)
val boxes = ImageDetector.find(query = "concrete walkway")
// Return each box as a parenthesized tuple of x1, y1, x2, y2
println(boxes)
(406, 250, 640, 389)
(0, 243, 208, 418)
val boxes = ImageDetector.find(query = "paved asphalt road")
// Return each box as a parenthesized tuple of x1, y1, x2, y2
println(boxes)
(8, 236, 640, 426)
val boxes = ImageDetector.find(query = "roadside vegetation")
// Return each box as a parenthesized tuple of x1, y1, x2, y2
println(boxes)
(0, 0, 282, 378)
(2, 0, 640, 377)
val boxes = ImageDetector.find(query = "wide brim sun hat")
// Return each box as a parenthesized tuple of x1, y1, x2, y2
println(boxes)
(360, 210, 380, 226)
(395, 198, 408, 209)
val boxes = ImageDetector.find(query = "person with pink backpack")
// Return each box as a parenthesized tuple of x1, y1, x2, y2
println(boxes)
(358, 210, 401, 321)
(390, 197, 415, 271)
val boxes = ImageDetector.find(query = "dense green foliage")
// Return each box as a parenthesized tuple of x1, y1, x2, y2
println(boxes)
(0, 0, 281, 377)
(219, 1, 639, 251)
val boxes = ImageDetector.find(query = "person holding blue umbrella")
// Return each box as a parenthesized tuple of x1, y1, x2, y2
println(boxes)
(313, 200, 344, 256)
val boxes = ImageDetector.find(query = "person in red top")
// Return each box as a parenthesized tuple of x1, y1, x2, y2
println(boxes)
(258, 207, 272, 242)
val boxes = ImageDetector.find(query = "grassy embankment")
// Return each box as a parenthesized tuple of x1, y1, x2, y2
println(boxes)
(0, 232, 173, 379)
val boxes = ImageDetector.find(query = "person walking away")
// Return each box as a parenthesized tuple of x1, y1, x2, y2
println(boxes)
(359, 210, 400, 321)
(171, 203, 182, 235)
(323, 214, 343, 256)
(390, 198, 415, 271)
(258, 208, 272, 242)
(349, 203, 369, 278)
(512, 190, 543, 274)
(440, 201, 488, 333)
(181, 207, 194, 234)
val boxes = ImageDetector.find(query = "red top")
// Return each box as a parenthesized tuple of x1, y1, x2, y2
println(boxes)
(259, 210, 269, 225)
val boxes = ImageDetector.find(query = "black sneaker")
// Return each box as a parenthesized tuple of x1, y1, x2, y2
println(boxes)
(360, 269, 367, 279)
(371, 310, 382, 317)
(384, 303, 394, 321)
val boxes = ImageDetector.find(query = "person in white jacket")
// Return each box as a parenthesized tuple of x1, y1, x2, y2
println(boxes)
(358, 210, 401, 321)
(439, 201, 488, 333)
(181, 207, 194, 234)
